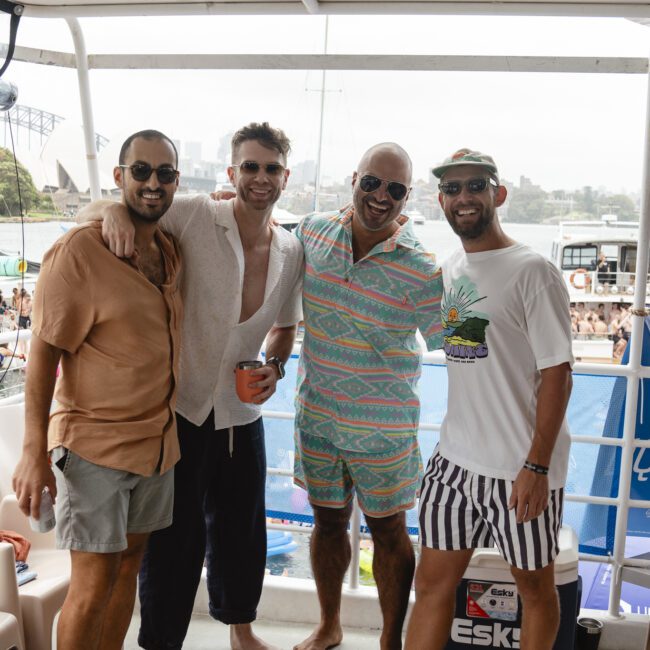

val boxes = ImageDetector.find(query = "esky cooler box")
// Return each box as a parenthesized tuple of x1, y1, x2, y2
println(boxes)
(445, 527, 580, 649)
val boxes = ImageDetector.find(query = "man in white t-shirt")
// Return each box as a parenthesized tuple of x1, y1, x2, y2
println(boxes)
(405, 149, 573, 650)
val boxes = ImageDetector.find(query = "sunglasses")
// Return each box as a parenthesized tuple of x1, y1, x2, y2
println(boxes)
(119, 163, 179, 184)
(358, 175, 409, 201)
(232, 161, 286, 176)
(438, 177, 498, 196)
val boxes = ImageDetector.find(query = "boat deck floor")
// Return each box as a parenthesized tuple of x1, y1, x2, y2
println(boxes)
(124, 613, 382, 649)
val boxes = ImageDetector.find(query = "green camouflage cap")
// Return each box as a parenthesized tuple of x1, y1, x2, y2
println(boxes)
(432, 148, 499, 180)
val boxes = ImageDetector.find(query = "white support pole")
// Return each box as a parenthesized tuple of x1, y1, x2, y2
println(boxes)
(348, 496, 362, 590)
(65, 18, 102, 202)
(606, 52, 650, 619)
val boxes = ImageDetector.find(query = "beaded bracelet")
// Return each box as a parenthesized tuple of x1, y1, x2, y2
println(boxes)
(524, 460, 549, 475)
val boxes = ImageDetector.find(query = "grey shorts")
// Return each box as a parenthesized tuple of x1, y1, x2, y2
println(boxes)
(51, 446, 174, 553)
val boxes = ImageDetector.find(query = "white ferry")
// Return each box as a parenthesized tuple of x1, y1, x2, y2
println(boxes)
(551, 216, 646, 307)
(550, 216, 647, 361)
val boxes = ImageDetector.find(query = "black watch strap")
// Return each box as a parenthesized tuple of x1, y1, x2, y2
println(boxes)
(266, 356, 285, 379)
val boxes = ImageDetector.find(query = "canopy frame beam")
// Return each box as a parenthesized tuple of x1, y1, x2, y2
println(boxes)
(17, 2, 650, 19)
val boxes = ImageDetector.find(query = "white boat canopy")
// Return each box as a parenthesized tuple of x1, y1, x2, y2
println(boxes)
(6, 0, 650, 18)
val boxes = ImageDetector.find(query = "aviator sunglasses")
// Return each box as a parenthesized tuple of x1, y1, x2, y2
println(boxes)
(119, 163, 179, 184)
(438, 177, 498, 196)
(358, 175, 409, 201)
(232, 161, 286, 176)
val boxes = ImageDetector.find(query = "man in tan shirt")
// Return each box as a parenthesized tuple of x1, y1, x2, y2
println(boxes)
(12, 130, 182, 650)
(80, 122, 302, 650)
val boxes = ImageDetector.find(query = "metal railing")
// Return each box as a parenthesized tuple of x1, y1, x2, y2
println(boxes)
(0, 329, 29, 400)
(3, 329, 649, 612)
(264, 348, 650, 613)
(564, 269, 650, 299)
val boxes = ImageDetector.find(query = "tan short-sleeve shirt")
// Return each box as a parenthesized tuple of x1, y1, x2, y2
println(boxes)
(31, 222, 182, 476)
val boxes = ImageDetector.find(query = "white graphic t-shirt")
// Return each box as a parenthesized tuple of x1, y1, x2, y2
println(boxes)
(439, 243, 574, 489)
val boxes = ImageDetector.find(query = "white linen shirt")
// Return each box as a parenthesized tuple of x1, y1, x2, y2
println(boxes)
(160, 194, 303, 430)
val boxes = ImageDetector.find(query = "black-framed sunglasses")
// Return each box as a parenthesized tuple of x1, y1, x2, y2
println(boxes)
(358, 174, 409, 201)
(232, 161, 286, 176)
(438, 177, 498, 196)
(119, 163, 179, 184)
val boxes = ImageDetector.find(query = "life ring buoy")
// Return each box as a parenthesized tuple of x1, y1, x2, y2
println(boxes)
(570, 268, 591, 290)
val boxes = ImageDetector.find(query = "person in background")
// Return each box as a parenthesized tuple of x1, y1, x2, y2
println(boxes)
(596, 251, 611, 284)
(17, 288, 32, 329)
(0, 344, 25, 364)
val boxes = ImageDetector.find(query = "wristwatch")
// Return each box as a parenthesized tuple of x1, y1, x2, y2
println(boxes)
(266, 356, 285, 379)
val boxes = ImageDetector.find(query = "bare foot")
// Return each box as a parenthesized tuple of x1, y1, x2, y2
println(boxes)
(293, 625, 343, 650)
(230, 623, 280, 650)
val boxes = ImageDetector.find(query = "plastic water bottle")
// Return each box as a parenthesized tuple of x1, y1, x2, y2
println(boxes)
(29, 488, 56, 533)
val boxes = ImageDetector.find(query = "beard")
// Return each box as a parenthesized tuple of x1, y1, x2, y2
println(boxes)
(447, 207, 494, 240)
(352, 193, 402, 233)
(239, 183, 283, 211)
(125, 189, 171, 224)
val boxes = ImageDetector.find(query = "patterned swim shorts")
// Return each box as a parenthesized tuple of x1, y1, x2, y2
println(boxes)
(294, 429, 423, 518)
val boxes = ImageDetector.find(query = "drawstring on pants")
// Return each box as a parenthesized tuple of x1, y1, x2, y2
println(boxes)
(228, 426, 234, 457)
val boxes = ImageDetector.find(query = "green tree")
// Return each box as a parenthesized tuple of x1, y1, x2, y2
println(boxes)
(598, 194, 637, 221)
(577, 186, 598, 218)
(36, 193, 56, 213)
(506, 186, 553, 223)
(0, 147, 40, 216)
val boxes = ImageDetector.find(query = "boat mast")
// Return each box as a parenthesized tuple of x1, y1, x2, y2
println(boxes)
(313, 16, 329, 213)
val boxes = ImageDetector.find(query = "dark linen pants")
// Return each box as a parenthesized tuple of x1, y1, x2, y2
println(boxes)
(137, 412, 267, 650)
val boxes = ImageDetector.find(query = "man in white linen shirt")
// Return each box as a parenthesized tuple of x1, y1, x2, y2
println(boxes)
(79, 122, 303, 650)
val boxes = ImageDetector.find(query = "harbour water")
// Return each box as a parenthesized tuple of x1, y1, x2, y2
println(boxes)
(0, 218, 558, 267)
(0, 221, 74, 264)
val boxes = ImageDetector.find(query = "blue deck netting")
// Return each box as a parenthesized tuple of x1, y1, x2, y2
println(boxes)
(264, 353, 648, 554)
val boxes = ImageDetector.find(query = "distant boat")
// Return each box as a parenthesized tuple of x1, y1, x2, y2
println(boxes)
(0, 250, 40, 295)
(273, 207, 301, 232)
(405, 209, 425, 225)
(549, 215, 646, 361)
(550, 216, 643, 305)
(0, 250, 40, 275)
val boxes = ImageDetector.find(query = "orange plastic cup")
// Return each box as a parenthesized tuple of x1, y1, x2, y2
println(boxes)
(236, 360, 264, 403)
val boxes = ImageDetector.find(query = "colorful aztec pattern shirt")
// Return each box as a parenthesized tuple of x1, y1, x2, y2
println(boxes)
(295, 207, 444, 453)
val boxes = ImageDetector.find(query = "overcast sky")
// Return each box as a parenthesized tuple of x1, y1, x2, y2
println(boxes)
(4, 13, 650, 193)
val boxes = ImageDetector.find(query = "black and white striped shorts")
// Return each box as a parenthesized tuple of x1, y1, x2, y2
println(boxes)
(418, 451, 564, 570)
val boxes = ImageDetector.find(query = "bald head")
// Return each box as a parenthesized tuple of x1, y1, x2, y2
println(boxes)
(351, 142, 413, 235)
(357, 142, 413, 183)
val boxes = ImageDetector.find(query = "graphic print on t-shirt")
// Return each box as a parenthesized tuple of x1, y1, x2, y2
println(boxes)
(442, 276, 490, 363)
